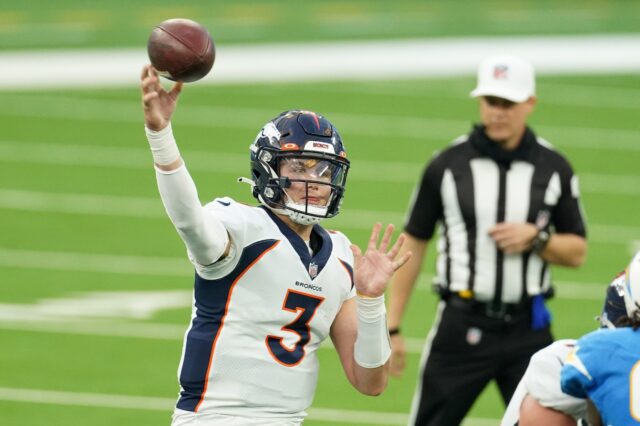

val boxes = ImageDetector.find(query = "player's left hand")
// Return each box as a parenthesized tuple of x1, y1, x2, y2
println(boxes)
(488, 222, 538, 254)
(350, 223, 412, 298)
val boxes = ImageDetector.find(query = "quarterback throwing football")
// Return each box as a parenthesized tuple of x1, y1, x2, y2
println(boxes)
(140, 65, 411, 425)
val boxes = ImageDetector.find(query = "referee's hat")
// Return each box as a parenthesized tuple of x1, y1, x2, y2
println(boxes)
(470, 55, 535, 103)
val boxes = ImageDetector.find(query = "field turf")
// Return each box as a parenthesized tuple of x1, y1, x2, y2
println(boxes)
(2, 1, 640, 424)
(1, 74, 640, 425)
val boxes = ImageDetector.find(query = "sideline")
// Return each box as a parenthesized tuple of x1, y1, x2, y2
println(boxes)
(1, 35, 640, 90)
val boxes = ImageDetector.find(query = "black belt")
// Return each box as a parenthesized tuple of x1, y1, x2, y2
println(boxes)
(447, 294, 530, 320)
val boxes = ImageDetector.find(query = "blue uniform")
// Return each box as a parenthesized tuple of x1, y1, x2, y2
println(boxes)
(561, 327, 640, 425)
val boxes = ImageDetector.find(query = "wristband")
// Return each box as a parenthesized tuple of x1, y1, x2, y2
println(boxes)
(532, 229, 551, 253)
(145, 123, 181, 166)
(354, 294, 391, 368)
(388, 327, 401, 336)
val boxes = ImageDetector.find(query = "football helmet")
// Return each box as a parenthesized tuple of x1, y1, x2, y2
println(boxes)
(599, 251, 640, 328)
(244, 110, 350, 225)
(622, 251, 640, 322)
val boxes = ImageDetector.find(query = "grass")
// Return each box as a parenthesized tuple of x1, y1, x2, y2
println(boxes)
(1, 72, 639, 425)
(1, 1, 639, 423)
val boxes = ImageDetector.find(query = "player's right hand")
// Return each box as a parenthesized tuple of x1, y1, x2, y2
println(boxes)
(389, 334, 406, 377)
(140, 64, 183, 131)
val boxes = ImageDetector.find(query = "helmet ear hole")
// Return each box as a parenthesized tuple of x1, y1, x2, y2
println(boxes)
(264, 186, 277, 200)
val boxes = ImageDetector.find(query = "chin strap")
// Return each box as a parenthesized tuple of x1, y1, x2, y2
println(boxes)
(239, 176, 324, 225)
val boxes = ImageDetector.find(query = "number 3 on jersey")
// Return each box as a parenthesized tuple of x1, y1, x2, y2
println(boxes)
(266, 289, 324, 367)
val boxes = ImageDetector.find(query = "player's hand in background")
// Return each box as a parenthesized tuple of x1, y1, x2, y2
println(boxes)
(140, 64, 183, 131)
(350, 223, 412, 298)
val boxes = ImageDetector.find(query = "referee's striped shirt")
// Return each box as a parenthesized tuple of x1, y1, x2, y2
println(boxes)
(405, 125, 587, 304)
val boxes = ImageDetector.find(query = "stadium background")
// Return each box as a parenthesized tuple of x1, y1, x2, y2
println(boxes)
(1, 1, 639, 425)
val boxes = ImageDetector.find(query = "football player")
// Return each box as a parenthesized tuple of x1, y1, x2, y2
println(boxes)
(561, 251, 640, 426)
(140, 65, 412, 426)
(501, 260, 630, 426)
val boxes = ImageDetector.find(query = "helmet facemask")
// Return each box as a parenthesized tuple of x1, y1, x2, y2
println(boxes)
(252, 148, 349, 225)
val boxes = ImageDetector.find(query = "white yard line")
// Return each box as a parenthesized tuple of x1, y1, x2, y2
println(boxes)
(3, 36, 633, 426)
(0, 386, 408, 424)
(2, 137, 640, 190)
(2, 94, 640, 149)
(0, 247, 190, 277)
(0, 386, 498, 425)
(0, 189, 638, 244)
(0, 246, 621, 301)
(1, 35, 640, 90)
(264, 80, 640, 110)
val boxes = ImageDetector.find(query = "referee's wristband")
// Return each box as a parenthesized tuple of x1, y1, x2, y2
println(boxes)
(388, 327, 401, 336)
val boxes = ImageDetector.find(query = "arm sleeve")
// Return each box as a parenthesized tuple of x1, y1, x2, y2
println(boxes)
(155, 165, 229, 266)
(404, 156, 445, 240)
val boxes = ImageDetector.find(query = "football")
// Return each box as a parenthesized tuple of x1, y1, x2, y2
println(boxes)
(147, 18, 215, 83)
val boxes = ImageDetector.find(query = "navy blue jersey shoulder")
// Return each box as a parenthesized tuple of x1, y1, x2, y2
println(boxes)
(177, 239, 278, 412)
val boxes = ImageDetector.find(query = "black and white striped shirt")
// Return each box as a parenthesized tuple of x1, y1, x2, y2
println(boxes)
(405, 125, 586, 303)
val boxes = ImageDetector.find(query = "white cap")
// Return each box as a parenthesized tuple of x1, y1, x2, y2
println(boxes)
(470, 55, 535, 103)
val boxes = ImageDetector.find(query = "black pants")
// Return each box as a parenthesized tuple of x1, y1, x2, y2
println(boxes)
(411, 301, 553, 426)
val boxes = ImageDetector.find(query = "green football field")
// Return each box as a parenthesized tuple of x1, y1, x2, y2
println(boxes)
(2, 74, 640, 426)
(2, 1, 640, 425)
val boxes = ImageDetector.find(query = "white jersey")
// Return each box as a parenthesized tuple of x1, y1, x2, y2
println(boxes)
(174, 197, 355, 421)
(501, 339, 587, 426)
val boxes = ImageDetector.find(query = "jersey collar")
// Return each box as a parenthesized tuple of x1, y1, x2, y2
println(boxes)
(261, 206, 333, 280)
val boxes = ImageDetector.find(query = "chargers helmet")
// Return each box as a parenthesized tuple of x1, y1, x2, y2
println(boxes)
(622, 251, 640, 323)
(599, 251, 640, 328)
(245, 110, 350, 225)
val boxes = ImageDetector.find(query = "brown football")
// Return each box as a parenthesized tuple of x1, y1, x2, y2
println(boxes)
(147, 18, 215, 83)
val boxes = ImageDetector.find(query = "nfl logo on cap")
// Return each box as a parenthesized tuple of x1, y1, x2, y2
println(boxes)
(493, 65, 508, 80)
(470, 55, 536, 103)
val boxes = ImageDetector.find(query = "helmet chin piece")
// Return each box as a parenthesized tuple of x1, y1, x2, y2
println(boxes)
(283, 199, 328, 225)
(288, 210, 323, 226)
(256, 195, 324, 225)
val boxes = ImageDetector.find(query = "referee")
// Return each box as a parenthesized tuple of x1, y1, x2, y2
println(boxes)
(388, 55, 587, 426)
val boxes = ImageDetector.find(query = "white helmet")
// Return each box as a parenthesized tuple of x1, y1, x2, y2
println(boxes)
(622, 251, 640, 322)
